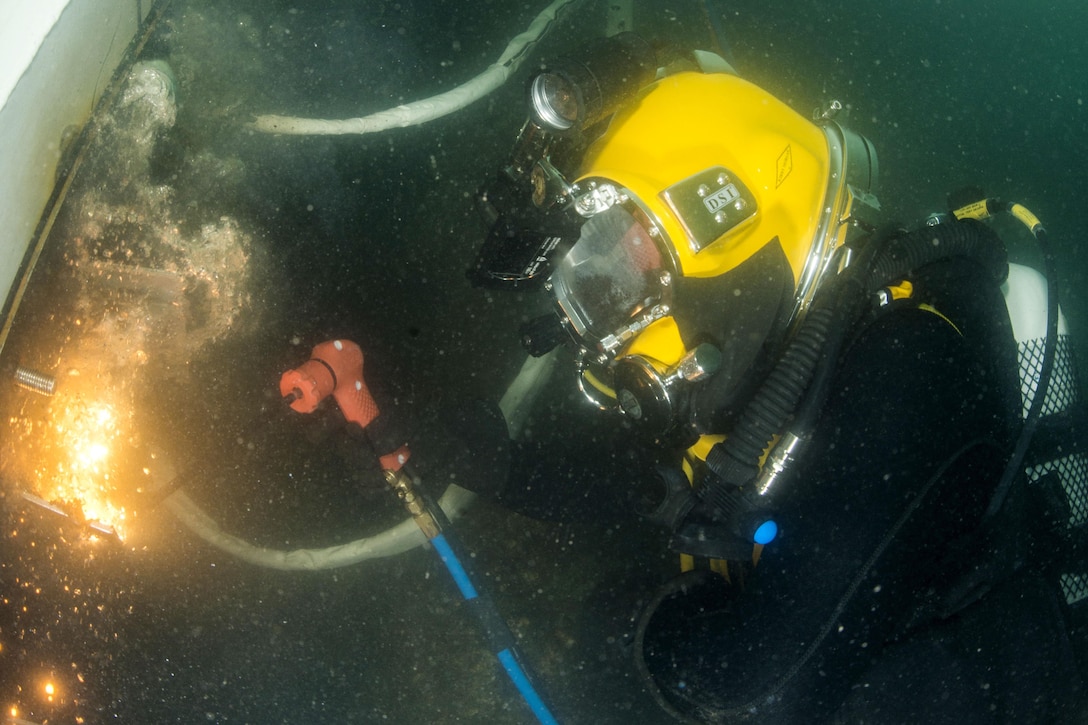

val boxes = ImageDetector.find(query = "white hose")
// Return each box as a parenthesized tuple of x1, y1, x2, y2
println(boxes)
(250, 0, 582, 136)
(163, 484, 476, 569)
(162, 350, 556, 569)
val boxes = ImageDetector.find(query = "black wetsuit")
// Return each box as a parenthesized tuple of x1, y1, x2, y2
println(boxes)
(397, 225, 1086, 722)
(637, 256, 1086, 722)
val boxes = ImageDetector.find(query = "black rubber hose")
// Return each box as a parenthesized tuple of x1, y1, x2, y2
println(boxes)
(866, 218, 1008, 290)
(702, 307, 832, 498)
(699, 246, 868, 511)
(788, 274, 869, 436)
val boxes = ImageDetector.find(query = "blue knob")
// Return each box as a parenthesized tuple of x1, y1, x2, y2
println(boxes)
(753, 520, 778, 545)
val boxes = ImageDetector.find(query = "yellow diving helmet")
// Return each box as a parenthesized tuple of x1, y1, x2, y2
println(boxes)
(545, 68, 880, 434)
(471, 37, 881, 437)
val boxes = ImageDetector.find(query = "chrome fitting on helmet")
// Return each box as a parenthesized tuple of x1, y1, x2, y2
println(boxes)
(573, 180, 625, 218)
(598, 302, 671, 357)
(613, 343, 722, 433)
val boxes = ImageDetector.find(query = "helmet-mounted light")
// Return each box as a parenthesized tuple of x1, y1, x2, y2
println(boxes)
(528, 32, 657, 134)
(529, 72, 579, 131)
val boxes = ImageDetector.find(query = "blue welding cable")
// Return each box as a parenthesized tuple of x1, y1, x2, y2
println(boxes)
(430, 533, 477, 599)
(430, 530, 559, 725)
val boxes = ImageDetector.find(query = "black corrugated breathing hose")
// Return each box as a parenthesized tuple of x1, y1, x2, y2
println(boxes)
(696, 220, 1009, 524)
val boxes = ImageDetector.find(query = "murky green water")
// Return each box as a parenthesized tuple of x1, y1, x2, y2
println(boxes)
(1, 1, 1085, 722)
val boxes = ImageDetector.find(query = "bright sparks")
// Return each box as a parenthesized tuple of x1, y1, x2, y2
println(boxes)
(7, 388, 132, 540)
(67, 402, 114, 472)
(48, 396, 127, 537)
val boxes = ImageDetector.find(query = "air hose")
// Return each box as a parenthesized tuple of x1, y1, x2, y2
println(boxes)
(685, 218, 1011, 556)
(281, 340, 559, 725)
(700, 305, 834, 497)
(250, 0, 582, 136)
(864, 216, 1008, 291)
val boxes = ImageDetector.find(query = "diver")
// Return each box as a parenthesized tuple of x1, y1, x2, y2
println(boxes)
(375, 32, 1088, 722)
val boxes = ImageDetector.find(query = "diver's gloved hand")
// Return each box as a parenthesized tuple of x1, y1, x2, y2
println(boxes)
(363, 398, 412, 461)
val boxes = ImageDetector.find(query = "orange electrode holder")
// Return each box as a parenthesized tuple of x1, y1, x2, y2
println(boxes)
(279, 340, 380, 430)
